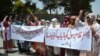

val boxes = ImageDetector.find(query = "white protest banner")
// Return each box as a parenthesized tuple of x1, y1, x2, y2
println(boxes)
(45, 27, 92, 51)
(11, 25, 44, 42)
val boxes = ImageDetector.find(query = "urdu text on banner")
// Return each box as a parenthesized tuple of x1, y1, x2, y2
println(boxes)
(11, 25, 44, 42)
(45, 27, 92, 51)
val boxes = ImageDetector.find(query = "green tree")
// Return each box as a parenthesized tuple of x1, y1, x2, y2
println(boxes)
(34, 8, 48, 14)
(12, 0, 36, 14)
(40, 0, 95, 15)
(13, 0, 47, 14)
(70, 0, 92, 15)
(60, 0, 93, 15)
(40, 0, 61, 14)
(0, 0, 48, 21)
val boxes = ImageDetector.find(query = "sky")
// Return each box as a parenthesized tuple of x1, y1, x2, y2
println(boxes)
(91, 0, 100, 15)
(21, 0, 100, 15)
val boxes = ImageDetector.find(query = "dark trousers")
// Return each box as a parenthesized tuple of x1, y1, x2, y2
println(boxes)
(24, 41, 30, 54)
(17, 40, 24, 53)
(60, 48, 65, 56)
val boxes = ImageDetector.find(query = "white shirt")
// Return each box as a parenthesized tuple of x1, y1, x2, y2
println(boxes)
(48, 24, 60, 55)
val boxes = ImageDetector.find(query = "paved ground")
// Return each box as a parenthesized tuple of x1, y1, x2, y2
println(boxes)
(0, 37, 36, 56)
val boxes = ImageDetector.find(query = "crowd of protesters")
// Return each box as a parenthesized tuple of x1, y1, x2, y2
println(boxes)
(0, 10, 100, 56)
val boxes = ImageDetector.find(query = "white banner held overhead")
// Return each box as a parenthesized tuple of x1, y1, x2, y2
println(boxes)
(11, 25, 44, 42)
(45, 27, 92, 51)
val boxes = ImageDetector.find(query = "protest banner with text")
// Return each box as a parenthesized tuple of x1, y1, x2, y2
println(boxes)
(11, 25, 44, 42)
(45, 27, 92, 51)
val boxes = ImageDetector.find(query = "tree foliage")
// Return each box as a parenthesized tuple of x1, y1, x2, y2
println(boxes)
(40, 0, 61, 14)
(40, 0, 94, 15)
(0, 0, 13, 21)
(0, 0, 48, 21)
(34, 8, 48, 14)
(0, 0, 95, 21)
(12, 0, 36, 14)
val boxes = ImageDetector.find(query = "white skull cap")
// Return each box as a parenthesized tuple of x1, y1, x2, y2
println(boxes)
(41, 19, 45, 21)
(88, 13, 96, 19)
(46, 20, 50, 22)
(51, 18, 57, 22)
